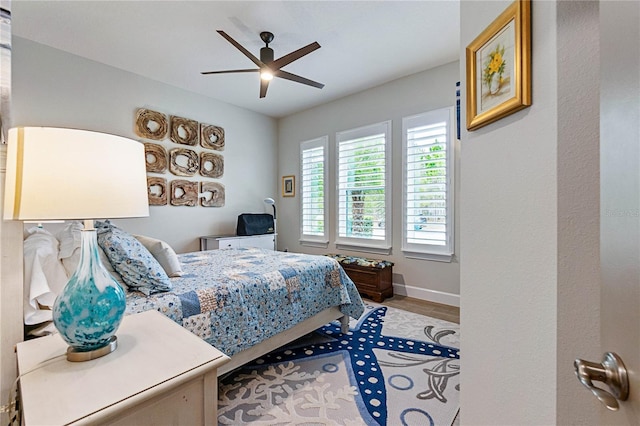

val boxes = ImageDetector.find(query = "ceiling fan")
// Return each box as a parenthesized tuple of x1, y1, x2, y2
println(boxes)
(202, 30, 324, 98)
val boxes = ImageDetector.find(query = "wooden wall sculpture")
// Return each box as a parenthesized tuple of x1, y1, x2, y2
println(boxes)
(144, 143, 168, 173)
(169, 148, 199, 176)
(147, 177, 168, 206)
(170, 115, 198, 146)
(200, 123, 225, 151)
(170, 180, 198, 206)
(136, 108, 226, 207)
(135, 109, 168, 140)
(200, 182, 225, 207)
(200, 152, 224, 178)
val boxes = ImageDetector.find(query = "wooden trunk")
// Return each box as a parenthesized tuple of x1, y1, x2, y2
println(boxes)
(341, 263, 393, 303)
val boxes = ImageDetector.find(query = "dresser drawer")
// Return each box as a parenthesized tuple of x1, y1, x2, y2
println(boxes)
(200, 234, 275, 251)
(218, 239, 241, 249)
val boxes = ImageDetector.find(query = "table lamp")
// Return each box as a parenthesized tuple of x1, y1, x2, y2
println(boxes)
(4, 127, 149, 361)
(263, 197, 277, 250)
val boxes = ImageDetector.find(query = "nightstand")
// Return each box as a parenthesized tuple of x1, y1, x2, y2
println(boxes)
(17, 310, 230, 426)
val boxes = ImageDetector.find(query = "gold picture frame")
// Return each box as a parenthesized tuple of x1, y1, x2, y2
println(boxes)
(466, 0, 531, 131)
(282, 175, 295, 197)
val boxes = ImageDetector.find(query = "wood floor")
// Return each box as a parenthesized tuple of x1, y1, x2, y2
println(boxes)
(374, 295, 460, 324)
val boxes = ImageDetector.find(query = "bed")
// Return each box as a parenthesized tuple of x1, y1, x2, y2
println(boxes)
(124, 248, 365, 375)
(22, 222, 365, 376)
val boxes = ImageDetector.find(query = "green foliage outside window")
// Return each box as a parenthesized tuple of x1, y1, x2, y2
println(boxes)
(417, 142, 447, 224)
(345, 145, 385, 237)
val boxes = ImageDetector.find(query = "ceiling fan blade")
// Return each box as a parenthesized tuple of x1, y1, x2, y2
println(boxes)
(201, 69, 259, 75)
(260, 79, 270, 98)
(217, 30, 265, 68)
(271, 42, 321, 70)
(276, 70, 325, 89)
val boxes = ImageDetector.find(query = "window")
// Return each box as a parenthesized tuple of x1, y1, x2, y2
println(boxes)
(336, 121, 391, 253)
(299, 136, 328, 246)
(402, 107, 455, 261)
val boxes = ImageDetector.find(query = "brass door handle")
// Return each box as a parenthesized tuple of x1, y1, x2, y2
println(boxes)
(574, 352, 629, 411)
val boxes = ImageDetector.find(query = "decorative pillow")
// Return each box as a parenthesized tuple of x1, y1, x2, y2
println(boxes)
(56, 221, 126, 288)
(96, 220, 172, 296)
(23, 228, 69, 325)
(133, 234, 183, 277)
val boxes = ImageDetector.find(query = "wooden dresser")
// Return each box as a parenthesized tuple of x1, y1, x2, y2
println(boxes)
(17, 310, 229, 426)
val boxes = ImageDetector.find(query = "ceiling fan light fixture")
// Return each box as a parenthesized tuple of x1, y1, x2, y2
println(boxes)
(260, 70, 274, 81)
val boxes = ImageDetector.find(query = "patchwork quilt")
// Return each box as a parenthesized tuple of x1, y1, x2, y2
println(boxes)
(125, 248, 365, 356)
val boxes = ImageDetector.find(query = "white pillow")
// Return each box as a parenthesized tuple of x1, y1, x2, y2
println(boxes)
(56, 221, 126, 287)
(23, 228, 68, 325)
(56, 220, 84, 259)
(133, 234, 183, 277)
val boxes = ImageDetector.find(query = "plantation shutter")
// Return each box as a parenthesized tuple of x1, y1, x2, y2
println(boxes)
(406, 121, 448, 244)
(336, 121, 391, 251)
(301, 146, 324, 236)
(300, 137, 328, 244)
(403, 107, 454, 261)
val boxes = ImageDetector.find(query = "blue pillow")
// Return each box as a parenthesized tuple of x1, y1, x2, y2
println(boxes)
(96, 220, 172, 296)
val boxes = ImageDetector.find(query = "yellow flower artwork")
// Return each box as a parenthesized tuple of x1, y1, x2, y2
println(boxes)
(483, 44, 506, 94)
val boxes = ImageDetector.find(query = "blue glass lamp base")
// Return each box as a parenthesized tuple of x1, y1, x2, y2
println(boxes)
(66, 336, 118, 362)
(52, 228, 126, 361)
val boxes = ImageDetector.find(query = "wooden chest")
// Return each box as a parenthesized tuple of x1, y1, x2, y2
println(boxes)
(341, 262, 393, 302)
(326, 254, 394, 303)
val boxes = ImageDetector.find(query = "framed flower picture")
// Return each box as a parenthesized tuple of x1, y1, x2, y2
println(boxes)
(466, 0, 531, 131)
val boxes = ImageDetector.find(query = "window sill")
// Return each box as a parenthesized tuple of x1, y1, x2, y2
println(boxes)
(335, 243, 392, 256)
(300, 239, 329, 249)
(402, 250, 454, 263)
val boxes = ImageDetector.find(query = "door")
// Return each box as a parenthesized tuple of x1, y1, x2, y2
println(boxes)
(598, 0, 640, 422)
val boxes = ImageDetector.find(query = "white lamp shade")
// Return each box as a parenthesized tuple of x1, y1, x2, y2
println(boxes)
(4, 127, 149, 221)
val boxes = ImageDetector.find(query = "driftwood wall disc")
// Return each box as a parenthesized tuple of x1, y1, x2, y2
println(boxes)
(147, 177, 168, 206)
(199, 152, 224, 178)
(170, 180, 198, 206)
(170, 116, 199, 146)
(169, 148, 199, 176)
(200, 182, 225, 207)
(135, 108, 168, 140)
(144, 143, 168, 173)
(200, 123, 225, 151)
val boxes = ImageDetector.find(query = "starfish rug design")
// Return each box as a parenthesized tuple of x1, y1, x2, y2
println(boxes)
(218, 304, 460, 425)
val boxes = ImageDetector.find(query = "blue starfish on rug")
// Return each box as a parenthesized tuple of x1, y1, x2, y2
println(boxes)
(218, 304, 460, 425)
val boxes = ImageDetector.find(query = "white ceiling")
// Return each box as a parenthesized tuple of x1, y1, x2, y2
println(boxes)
(11, 0, 460, 118)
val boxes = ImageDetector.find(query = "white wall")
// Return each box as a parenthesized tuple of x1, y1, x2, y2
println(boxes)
(600, 0, 640, 422)
(460, 1, 600, 424)
(277, 62, 461, 305)
(11, 37, 278, 253)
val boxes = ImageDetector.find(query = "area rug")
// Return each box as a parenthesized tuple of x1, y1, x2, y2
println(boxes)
(218, 303, 460, 425)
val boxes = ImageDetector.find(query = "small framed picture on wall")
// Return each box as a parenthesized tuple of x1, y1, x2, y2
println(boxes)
(282, 175, 295, 197)
(465, 0, 531, 131)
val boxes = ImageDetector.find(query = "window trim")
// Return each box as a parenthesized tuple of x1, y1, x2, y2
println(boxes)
(299, 136, 329, 247)
(401, 107, 455, 262)
(335, 120, 392, 252)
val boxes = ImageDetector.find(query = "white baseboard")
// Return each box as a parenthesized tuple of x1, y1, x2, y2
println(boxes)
(392, 283, 460, 308)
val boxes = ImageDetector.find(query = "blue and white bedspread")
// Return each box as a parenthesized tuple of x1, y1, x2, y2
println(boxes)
(125, 248, 365, 356)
